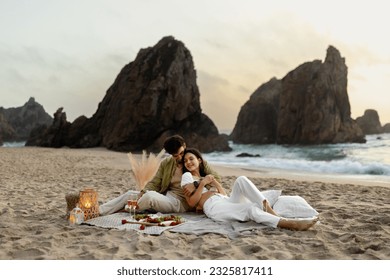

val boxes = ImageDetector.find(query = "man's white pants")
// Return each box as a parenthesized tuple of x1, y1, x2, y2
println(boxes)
(99, 190, 183, 215)
(203, 176, 280, 228)
(138, 191, 184, 213)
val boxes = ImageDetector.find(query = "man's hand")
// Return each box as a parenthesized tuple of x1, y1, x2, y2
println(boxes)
(183, 184, 196, 196)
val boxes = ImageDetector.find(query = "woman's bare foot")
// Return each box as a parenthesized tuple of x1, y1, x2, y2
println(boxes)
(277, 217, 319, 231)
(263, 200, 279, 216)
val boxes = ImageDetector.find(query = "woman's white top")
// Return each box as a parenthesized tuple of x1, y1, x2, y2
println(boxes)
(181, 172, 209, 194)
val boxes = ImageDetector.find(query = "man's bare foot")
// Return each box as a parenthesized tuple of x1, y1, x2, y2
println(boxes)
(277, 217, 319, 231)
(263, 200, 279, 216)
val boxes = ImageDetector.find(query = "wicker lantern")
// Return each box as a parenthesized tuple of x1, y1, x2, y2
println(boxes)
(79, 188, 99, 220)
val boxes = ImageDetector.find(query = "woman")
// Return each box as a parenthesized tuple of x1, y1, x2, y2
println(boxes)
(180, 148, 318, 231)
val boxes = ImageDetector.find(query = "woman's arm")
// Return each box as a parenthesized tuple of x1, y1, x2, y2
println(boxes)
(182, 174, 214, 208)
(181, 172, 205, 207)
(184, 179, 207, 208)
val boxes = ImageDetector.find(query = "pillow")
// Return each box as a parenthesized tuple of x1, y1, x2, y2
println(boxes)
(262, 190, 282, 207)
(273, 195, 318, 218)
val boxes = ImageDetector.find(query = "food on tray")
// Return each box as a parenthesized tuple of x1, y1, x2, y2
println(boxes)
(121, 214, 183, 230)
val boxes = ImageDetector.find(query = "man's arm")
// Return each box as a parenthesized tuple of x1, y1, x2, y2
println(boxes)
(141, 157, 170, 194)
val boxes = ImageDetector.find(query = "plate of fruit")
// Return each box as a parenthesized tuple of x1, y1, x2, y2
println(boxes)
(121, 214, 184, 230)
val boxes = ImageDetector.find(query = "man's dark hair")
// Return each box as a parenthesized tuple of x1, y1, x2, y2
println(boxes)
(163, 135, 185, 154)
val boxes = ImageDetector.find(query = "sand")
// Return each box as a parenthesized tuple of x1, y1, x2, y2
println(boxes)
(0, 147, 389, 260)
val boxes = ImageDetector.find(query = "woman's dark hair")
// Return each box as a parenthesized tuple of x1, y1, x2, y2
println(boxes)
(182, 148, 207, 177)
(163, 135, 185, 154)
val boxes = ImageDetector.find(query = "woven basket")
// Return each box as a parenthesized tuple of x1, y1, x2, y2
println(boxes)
(65, 193, 80, 219)
(79, 188, 99, 220)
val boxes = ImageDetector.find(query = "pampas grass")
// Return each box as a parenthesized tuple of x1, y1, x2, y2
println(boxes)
(128, 149, 165, 190)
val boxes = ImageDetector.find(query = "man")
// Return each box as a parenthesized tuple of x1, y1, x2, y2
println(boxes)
(99, 135, 220, 215)
(138, 135, 220, 213)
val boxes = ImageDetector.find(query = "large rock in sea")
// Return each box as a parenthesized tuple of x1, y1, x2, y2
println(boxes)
(356, 109, 383, 135)
(0, 97, 52, 142)
(27, 36, 230, 153)
(230, 78, 281, 144)
(383, 123, 390, 133)
(231, 46, 365, 145)
(278, 46, 365, 144)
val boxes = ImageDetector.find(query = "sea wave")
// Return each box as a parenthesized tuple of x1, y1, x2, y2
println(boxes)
(204, 133, 390, 177)
(1, 142, 26, 147)
(205, 156, 390, 176)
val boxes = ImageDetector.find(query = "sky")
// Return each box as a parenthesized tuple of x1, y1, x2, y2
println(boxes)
(1, 0, 389, 132)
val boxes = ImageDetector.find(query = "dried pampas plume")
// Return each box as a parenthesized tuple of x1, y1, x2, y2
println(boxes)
(128, 149, 165, 190)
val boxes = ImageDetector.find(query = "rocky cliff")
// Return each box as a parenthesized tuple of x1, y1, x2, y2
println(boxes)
(383, 123, 390, 133)
(230, 78, 281, 144)
(231, 46, 366, 145)
(0, 112, 16, 145)
(0, 97, 52, 143)
(356, 109, 383, 135)
(27, 36, 230, 152)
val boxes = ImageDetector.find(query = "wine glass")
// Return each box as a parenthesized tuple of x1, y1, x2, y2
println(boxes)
(127, 193, 138, 219)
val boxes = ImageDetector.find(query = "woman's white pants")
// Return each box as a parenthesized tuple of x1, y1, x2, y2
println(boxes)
(203, 176, 280, 228)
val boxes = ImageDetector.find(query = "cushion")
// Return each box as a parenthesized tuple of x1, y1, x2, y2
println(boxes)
(262, 190, 282, 207)
(273, 195, 319, 218)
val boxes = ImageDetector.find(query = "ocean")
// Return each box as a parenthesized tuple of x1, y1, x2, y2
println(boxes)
(204, 133, 390, 184)
(1, 141, 26, 147)
(3, 134, 390, 184)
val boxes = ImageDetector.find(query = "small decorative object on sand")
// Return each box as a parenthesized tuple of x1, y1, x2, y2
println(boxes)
(69, 204, 84, 225)
(128, 149, 165, 190)
(79, 188, 99, 220)
(65, 192, 80, 219)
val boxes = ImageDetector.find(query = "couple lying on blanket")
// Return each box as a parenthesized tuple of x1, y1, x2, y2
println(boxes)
(100, 136, 318, 231)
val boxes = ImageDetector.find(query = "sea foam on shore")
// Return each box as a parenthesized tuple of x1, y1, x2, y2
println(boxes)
(205, 133, 390, 184)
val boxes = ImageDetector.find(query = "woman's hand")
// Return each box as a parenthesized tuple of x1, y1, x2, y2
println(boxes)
(202, 175, 214, 185)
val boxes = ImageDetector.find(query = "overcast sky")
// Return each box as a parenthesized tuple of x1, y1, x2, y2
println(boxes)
(1, 0, 389, 131)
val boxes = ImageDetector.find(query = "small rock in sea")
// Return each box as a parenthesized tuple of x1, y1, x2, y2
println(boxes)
(236, 153, 261, 158)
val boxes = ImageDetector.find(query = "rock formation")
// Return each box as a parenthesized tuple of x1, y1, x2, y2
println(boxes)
(356, 109, 383, 135)
(0, 112, 16, 145)
(383, 123, 390, 133)
(27, 36, 230, 153)
(230, 78, 281, 144)
(0, 97, 52, 143)
(231, 46, 366, 145)
(26, 107, 71, 147)
(278, 46, 365, 144)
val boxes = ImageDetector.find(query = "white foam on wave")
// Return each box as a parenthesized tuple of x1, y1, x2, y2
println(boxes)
(1, 142, 26, 147)
(204, 133, 390, 177)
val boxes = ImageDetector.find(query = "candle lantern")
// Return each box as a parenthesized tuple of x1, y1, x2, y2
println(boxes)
(79, 188, 99, 220)
(69, 204, 84, 225)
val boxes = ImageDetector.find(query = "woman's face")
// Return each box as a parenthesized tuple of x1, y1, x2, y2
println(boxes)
(183, 152, 202, 173)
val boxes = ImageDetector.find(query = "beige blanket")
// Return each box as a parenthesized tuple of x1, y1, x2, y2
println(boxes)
(84, 212, 268, 238)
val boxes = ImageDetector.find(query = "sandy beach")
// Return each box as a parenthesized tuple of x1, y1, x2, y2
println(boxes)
(0, 147, 389, 260)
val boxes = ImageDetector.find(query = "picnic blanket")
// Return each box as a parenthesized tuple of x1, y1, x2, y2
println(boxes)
(83, 212, 268, 239)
